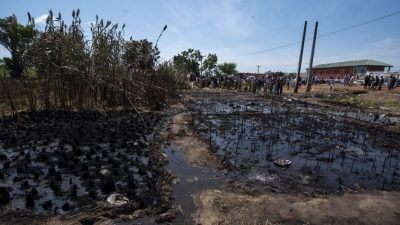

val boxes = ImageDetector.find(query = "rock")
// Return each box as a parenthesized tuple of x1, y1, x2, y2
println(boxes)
(274, 159, 292, 167)
(100, 169, 111, 176)
(155, 208, 180, 223)
(106, 193, 129, 206)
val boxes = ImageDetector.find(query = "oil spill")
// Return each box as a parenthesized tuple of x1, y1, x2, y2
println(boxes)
(0, 110, 163, 214)
(192, 96, 400, 194)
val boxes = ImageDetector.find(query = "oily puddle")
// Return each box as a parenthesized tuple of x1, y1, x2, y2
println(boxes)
(163, 144, 223, 223)
(192, 99, 400, 194)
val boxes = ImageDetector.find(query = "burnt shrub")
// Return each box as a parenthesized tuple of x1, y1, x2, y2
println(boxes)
(42, 200, 52, 210)
(0, 187, 10, 205)
(25, 191, 35, 208)
(100, 176, 115, 194)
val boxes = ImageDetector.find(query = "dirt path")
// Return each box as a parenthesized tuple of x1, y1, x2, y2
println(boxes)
(195, 190, 400, 225)
(170, 110, 222, 169)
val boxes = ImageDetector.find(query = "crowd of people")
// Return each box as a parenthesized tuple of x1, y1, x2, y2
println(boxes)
(363, 74, 399, 90)
(193, 75, 301, 95)
(192, 72, 400, 94)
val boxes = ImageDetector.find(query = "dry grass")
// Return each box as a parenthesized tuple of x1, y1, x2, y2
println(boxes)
(288, 84, 400, 115)
(195, 189, 400, 225)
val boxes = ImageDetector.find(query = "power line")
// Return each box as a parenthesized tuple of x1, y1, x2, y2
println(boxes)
(237, 9, 400, 57)
(318, 10, 400, 38)
(239, 41, 302, 56)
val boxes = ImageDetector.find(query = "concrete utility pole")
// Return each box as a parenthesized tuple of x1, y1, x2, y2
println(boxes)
(306, 21, 318, 93)
(294, 21, 307, 93)
(256, 65, 261, 75)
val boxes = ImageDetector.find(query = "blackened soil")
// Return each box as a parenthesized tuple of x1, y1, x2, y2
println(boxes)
(191, 92, 400, 195)
(0, 110, 167, 215)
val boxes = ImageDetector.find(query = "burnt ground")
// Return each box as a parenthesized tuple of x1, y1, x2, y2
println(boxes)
(0, 89, 400, 225)
(0, 110, 171, 224)
(191, 91, 400, 194)
(168, 89, 400, 225)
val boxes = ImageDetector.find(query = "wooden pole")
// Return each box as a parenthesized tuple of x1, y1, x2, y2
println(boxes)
(294, 21, 307, 93)
(306, 21, 318, 92)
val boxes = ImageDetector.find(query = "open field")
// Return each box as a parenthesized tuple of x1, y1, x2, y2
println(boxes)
(291, 84, 400, 115)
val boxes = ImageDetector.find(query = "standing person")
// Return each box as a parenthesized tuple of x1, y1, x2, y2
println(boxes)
(372, 75, 379, 90)
(364, 75, 369, 89)
(388, 75, 395, 90)
(344, 74, 349, 86)
(349, 74, 356, 86)
(269, 77, 274, 94)
(220, 76, 225, 92)
(286, 78, 290, 90)
(378, 76, 384, 90)
(275, 76, 281, 95)
(243, 79, 248, 92)
(279, 78, 284, 95)
(369, 76, 374, 89)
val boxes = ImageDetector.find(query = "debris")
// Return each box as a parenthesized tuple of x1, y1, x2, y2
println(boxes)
(100, 169, 111, 176)
(132, 209, 146, 218)
(273, 159, 292, 167)
(106, 193, 129, 206)
(155, 208, 180, 223)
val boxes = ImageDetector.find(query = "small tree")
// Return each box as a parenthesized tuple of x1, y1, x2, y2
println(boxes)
(173, 48, 202, 75)
(218, 62, 237, 75)
(0, 15, 34, 78)
(203, 53, 217, 76)
(123, 39, 159, 73)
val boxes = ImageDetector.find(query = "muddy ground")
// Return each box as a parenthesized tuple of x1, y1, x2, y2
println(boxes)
(1, 88, 400, 225)
(184, 89, 400, 225)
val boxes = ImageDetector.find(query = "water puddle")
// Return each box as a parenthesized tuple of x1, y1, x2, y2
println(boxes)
(192, 97, 400, 194)
(164, 144, 223, 224)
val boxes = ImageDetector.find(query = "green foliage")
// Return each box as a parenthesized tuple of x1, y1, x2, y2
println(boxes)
(0, 15, 34, 78)
(124, 39, 159, 73)
(218, 62, 237, 75)
(173, 48, 202, 75)
(0, 65, 9, 77)
(1, 57, 11, 73)
(203, 53, 218, 76)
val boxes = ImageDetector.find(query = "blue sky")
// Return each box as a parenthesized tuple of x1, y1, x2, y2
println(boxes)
(1, 0, 399, 72)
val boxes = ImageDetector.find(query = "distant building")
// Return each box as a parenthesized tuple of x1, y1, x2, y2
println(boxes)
(309, 59, 393, 80)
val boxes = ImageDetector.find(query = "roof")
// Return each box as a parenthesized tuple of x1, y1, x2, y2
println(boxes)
(313, 59, 393, 69)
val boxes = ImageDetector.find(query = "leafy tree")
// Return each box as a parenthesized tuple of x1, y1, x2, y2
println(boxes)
(0, 15, 34, 78)
(123, 39, 159, 73)
(173, 48, 202, 75)
(1, 57, 11, 71)
(274, 71, 285, 77)
(203, 53, 218, 76)
(218, 62, 237, 75)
